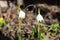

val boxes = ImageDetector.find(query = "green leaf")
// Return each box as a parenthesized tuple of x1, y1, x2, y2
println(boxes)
(32, 27, 35, 39)
(7, 24, 12, 30)
(41, 33, 49, 40)
(42, 36, 49, 40)
(32, 25, 36, 39)
(43, 26, 48, 31)
(26, 38, 29, 40)
(18, 34, 22, 40)
(51, 23, 59, 29)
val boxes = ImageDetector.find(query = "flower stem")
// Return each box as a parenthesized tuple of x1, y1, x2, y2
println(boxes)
(38, 8, 40, 14)
(18, 18, 22, 40)
(38, 22, 41, 39)
(18, 33, 22, 40)
(18, 18, 21, 32)
(17, 2, 21, 33)
(18, 5, 22, 40)
(17, 3, 22, 40)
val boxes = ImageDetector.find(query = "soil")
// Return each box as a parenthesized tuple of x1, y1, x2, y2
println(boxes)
(0, 0, 60, 40)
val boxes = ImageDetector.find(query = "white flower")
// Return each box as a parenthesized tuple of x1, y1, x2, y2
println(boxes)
(19, 10, 25, 19)
(36, 14, 44, 22)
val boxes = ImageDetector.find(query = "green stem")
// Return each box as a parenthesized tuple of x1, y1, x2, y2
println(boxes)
(18, 18, 21, 33)
(38, 22, 41, 39)
(38, 8, 40, 14)
(18, 4, 21, 12)
(18, 18, 22, 40)
(17, 2, 21, 33)
(18, 33, 22, 40)
(17, 3, 22, 40)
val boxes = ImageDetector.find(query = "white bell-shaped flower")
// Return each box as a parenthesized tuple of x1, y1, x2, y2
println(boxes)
(19, 10, 25, 19)
(36, 14, 44, 22)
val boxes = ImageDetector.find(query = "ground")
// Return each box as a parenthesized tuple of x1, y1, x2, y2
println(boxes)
(0, 0, 60, 40)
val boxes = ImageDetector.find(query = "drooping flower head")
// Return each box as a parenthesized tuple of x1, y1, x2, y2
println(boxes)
(36, 8, 44, 22)
(18, 4, 25, 19)
(36, 14, 44, 22)
(19, 10, 25, 19)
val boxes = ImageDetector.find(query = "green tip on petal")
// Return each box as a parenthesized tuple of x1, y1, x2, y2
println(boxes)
(38, 8, 40, 14)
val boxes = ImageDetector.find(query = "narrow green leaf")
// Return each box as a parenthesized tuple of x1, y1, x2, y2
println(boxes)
(18, 34, 22, 40)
